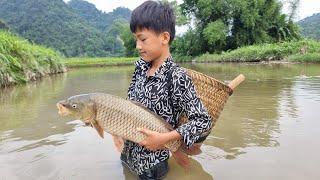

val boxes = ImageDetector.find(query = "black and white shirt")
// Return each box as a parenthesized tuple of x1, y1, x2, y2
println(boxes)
(122, 56, 213, 175)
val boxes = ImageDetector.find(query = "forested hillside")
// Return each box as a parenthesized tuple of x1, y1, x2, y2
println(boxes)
(68, 0, 131, 31)
(298, 13, 320, 40)
(0, 0, 131, 57)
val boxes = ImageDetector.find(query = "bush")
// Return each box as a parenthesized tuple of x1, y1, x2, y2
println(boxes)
(195, 40, 320, 62)
(0, 30, 65, 87)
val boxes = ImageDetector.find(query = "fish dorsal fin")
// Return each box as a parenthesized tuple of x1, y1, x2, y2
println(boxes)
(129, 100, 174, 131)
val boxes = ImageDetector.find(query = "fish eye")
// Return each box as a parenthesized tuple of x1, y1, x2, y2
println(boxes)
(72, 104, 77, 108)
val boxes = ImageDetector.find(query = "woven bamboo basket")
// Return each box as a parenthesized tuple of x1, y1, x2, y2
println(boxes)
(179, 68, 245, 130)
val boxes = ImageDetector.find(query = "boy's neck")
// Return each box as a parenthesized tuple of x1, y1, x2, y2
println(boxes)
(147, 48, 170, 77)
(150, 48, 170, 69)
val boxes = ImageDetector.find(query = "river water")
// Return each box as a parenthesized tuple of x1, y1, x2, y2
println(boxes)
(0, 62, 320, 180)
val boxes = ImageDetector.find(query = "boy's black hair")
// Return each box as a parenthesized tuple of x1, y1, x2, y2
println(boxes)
(130, 0, 176, 44)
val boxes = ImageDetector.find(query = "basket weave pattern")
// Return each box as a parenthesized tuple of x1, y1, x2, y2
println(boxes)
(179, 68, 233, 126)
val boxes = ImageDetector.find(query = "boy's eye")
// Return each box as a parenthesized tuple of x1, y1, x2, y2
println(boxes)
(141, 38, 146, 42)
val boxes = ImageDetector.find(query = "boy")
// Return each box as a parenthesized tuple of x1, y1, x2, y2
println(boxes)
(120, 1, 212, 179)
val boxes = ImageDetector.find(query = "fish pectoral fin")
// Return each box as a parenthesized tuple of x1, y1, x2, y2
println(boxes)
(111, 135, 124, 153)
(84, 110, 96, 127)
(91, 121, 104, 139)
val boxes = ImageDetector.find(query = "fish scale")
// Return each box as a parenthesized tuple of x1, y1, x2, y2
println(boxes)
(90, 93, 182, 152)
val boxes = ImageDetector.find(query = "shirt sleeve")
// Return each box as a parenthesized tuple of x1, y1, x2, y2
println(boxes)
(173, 70, 213, 148)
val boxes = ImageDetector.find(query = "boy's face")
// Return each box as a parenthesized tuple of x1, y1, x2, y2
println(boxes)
(133, 28, 170, 62)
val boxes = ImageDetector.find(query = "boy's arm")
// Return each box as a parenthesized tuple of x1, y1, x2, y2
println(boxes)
(138, 71, 212, 151)
(173, 71, 213, 148)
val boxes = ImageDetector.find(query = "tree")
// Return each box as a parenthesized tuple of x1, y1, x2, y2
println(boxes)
(203, 20, 227, 50)
(287, 0, 300, 21)
(171, 27, 203, 56)
(175, 0, 300, 56)
(119, 24, 138, 57)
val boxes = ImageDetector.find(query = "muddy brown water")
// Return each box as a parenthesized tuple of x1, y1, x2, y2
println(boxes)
(1, 62, 320, 180)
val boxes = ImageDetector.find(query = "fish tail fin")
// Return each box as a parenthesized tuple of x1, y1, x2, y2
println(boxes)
(181, 143, 202, 155)
(172, 149, 190, 170)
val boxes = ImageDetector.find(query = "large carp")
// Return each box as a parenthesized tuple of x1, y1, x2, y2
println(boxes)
(56, 93, 190, 167)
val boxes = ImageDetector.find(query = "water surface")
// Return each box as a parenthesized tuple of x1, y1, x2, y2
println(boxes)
(1, 62, 320, 180)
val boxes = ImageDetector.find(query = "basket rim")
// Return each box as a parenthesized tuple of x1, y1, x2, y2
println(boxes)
(184, 68, 234, 96)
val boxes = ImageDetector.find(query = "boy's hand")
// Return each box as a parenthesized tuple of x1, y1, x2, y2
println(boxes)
(137, 128, 182, 151)
(137, 128, 168, 151)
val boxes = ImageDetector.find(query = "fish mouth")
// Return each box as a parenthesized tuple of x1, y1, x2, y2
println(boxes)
(57, 102, 92, 127)
(56, 102, 70, 116)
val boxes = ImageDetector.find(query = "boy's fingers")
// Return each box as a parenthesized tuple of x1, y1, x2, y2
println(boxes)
(139, 140, 147, 146)
(137, 127, 152, 135)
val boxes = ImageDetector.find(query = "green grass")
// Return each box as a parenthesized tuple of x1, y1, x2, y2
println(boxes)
(0, 30, 65, 87)
(194, 40, 320, 63)
(63, 40, 320, 69)
(288, 53, 320, 63)
(63, 57, 138, 67)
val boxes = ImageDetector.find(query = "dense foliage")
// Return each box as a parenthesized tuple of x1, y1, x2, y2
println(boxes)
(69, 0, 131, 31)
(0, 0, 131, 57)
(194, 40, 320, 62)
(1, 0, 315, 60)
(171, 0, 301, 57)
(0, 30, 65, 87)
(298, 13, 320, 40)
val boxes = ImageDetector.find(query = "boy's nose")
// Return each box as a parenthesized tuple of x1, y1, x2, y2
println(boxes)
(136, 42, 142, 50)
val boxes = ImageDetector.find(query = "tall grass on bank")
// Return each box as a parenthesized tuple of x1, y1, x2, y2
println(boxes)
(195, 40, 320, 62)
(288, 53, 320, 63)
(64, 57, 137, 68)
(0, 30, 65, 87)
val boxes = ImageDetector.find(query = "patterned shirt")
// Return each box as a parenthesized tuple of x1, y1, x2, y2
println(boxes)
(121, 56, 213, 175)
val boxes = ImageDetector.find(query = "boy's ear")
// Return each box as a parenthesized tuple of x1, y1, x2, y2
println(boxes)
(161, 31, 170, 45)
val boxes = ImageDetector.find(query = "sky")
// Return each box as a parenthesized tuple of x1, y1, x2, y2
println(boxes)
(66, 0, 320, 21)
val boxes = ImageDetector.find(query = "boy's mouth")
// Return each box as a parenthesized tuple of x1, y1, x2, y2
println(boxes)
(139, 51, 146, 55)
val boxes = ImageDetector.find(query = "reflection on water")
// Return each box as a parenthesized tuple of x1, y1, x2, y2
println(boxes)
(206, 79, 287, 158)
(1, 63, 320, 179)
(122, 158, 214, 180)
(0, 73, 71, 141)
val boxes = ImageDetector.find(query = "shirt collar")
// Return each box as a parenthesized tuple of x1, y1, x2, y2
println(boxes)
(155, 55, 173, 77)
(135, 56, 174, 78)
(135, 58, 151, 72)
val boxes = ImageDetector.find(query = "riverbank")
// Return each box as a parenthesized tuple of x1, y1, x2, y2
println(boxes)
(287, 53, 320, 62)
(63, 57, 137, 68)
(194, 40, 320, 63)
(0, 30, 66, 87)
(62, 40, 320, 68)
